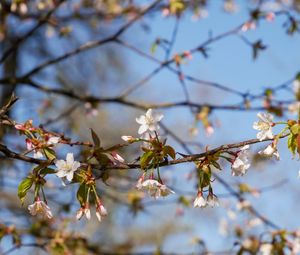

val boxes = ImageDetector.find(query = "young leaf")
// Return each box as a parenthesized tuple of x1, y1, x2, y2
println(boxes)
(90, 128, 101, 148)
(287, 133, 297, 156)
(39, 168, 56, 176)
(18, 177, 33, 205)
(77, 183, 87, 206)
(140, 151, 154, 169)
(44, 148, 56, 160)
(163, 145, 176, 159)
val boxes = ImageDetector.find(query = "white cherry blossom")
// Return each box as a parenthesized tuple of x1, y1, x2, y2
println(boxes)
(294, 79, 300, 94)
(258, 144, 280, 160)
(288, 101, 300, 114)
(121, 135, 136, 142)
(47, 136, 60, 145)
(231, 145, 251, 176)
(28, 199, 53, 219)
(207, 194, 220, 207)
(193, 192, 207, 208)
(55, 153, 80, 182)
(137, 179, 174, 199)
(259, 243, 273, 255)
(95, 203, 108, 222)
(136, 109, 163, 135)
(253, 112, 274, 141)
(76, 205, 91, 221)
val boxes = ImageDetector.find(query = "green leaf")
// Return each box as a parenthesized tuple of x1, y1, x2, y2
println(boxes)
(151, 41, 158, 55)
(290, 124, 299, 135)
(198, 168, 211, 189)
(44, 148, 56, 160)
(18, 177, 33, 205)
(163, 145, 176, 159)
(90, 128, 101, 148)
(287, 133, 297, 157)
(77, 183, 87, 206)
(39, 168, 56, 175)
(94, 150, 112, 166)
(140, 151, 154, 169)
(211, 160, 222, 171)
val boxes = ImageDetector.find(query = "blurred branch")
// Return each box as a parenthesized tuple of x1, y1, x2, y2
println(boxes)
(0, 0, 65, 64)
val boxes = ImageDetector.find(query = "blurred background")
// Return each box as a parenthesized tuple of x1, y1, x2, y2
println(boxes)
(1, 0, 300, 254)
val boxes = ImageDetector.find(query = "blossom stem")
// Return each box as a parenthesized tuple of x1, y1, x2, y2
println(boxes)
(154, 131, 160, 142)
(92, 185, 100, 203)
(86, 186, 91, 205)
(274, 121, 288, 125)
(41, 186, 47, 204)
(34, 184, 40, 198)
(157, 166, 163, 184)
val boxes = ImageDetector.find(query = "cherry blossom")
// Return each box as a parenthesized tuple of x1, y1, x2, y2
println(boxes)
(136, 109, 163, 135)
(121, 135, 136, 142)
(231, 145, 251, 176)
(46, 136, 60, 145)
(193, 192, 207, 208)
(28, 199, 53, 219)
(253, 112, 274, 141)
(25, 138, 43, 159)
(137, 179, 175, 199)
(259, 243, 273, 255)
(294, 79, 300, 94)
(265, 12, 275, 22)
(95, 203, 108, 222)
(111, 152, 125, 163)
(288, 102, 300, 114)
(207, 193, 220, 207)
(76, 205, 91, 220)
(258, 144, 280, 160)
(241, 21, 256, 32)
(55, 153, 81, 182)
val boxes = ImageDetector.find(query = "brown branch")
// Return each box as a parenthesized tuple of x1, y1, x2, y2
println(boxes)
(0, 133, 289, 171)
(0, 78, 291, 112)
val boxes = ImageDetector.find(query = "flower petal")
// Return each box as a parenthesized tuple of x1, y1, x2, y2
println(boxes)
(66, 153, 74, 164)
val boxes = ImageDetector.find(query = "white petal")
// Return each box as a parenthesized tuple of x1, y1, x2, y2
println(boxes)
(265, 129, 274, 139)
(257, 131, 266, 141)
(56, 170, 67, 178)
(96, 212, 102, 222)
(154, 113, 164, 122)
(34, 150, 44, 159)
(66, 153, 74, 164)
(138, 124, 148, 134)
(28, 204, 36, 215)
(136, 115, 146, 125)
(55, 160, 66, 169)
(145, 109, 153, 119)
(48, 136, 60, 144)
(85, 209, 91, 220)
(72, 161, 80, 171)
(252, 121, 260, 130)
(66, 171, 74, 182)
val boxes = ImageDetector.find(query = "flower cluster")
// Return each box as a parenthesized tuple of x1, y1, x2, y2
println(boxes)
(136, 174, 175, 199)
(15, 120, 60, 159)
(19, 107, 294, 224)
(193, 191, 219, 208)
